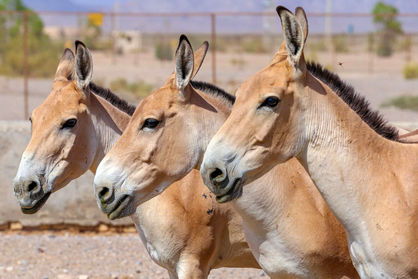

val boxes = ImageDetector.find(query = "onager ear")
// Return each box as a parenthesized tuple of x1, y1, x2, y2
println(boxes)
(175, 34, 194, 91)
(276, 6, 305, 68)
(75, 40, 93, 90)
(191, 41, 209, 79)
(295, 7, 308, 44)
(55, 48, 75, 81)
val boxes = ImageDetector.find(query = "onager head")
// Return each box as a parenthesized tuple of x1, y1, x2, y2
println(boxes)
(201, 7, 312, 202)
(94, 35, 217, 219)
(13, 41, 98, 213)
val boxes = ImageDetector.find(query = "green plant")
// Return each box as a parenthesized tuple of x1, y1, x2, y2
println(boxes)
(155, 41, 173, 61)
(372, 2, 403, 57)
(403, 62, 418, 79)
(381, 95, 418, 111)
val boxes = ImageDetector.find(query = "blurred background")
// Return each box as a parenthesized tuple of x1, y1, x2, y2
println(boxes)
(0, 0, 417, 122)
(0, 1, 417, 278)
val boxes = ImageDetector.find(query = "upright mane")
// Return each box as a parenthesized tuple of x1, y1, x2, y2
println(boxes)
(191, 80, 235, 105)
(89, 82, 136, 116)
(306, 61, 399, 141)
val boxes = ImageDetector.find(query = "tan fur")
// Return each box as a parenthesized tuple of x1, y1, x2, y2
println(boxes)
(13, 44, 259, 279)
(201, 7, 417, 278)
(95, 36, 359, 278)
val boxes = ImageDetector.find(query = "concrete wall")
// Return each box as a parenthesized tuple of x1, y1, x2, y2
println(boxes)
(0, 121, 130, 227)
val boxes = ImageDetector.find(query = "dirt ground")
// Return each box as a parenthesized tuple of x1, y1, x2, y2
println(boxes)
(0, 231, 265, 279)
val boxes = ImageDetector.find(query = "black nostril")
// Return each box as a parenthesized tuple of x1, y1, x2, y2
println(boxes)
(98, 186, 112, 202)
(27, 181, 38, 192)
(210, 168, 224, 181)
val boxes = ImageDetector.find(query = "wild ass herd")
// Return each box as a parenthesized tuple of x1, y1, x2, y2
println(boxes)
(11, 6, 417, 279)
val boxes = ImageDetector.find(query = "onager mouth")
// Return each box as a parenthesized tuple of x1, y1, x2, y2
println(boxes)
(20, 192, 52, 214)
(215, 178, 243, 203)
(107, 194, 133, 220)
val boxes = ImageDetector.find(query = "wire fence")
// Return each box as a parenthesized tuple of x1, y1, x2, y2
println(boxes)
(0, 10, 418, 120)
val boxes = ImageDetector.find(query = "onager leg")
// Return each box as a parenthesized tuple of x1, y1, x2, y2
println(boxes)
(176, 255, 208, 279)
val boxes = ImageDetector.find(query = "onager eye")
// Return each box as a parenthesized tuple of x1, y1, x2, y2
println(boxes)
(260, 96, 280, 108)
(61, 118, 77, 129)
(142, 118, 160, 130)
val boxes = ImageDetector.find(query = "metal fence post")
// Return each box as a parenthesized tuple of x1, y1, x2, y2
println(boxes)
(23, 11, 29, 120)
(211, 13, 216, 84)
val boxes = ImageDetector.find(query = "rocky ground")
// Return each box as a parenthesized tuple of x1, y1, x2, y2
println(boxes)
(0, 231, 265, 279)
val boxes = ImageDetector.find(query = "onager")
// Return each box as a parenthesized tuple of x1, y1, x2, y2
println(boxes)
(201, 6, 418, 279)
(13, 41, 259, 279)
(94, 35, 359, 278)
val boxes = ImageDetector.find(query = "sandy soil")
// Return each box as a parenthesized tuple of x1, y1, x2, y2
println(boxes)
(0, 231, 265, 279)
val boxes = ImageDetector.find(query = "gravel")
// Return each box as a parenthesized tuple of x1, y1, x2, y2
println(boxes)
(0, 231, 264, 279)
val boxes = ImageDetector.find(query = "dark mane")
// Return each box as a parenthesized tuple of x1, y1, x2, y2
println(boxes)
(306, 61, 399, 141)
(89, 82, 136, 116)
(190, 80, 235, 105)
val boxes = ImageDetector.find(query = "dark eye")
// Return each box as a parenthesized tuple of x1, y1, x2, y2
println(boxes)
(61, 118, 77, 129)
(260, 96, 280, 108)
(142, 118, 159, 130)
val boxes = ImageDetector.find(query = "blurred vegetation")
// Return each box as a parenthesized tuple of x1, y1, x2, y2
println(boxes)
(332, 35, 349, 53)
(230, 57, 246, 68)
(241, 38, 267, 53)
(396, 35, 412, 52)
(155, 41, 173, 61)
(0, 0, 62, 77)
(381, 95, 418, 111)
(367, 33, 375, 52)
(80, 14, 112, 51)
(372, 1, 403, 57)
(110, 78, 154, 99)
(403, 62, 418, 79)
(307, 39, 328, 52)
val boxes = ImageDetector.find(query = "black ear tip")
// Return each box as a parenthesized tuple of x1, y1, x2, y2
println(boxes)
(75, 40, 87, 51)
(202, 41, 209, 50)
(276, 5, 292, 16)
(179, 34, 191, 46)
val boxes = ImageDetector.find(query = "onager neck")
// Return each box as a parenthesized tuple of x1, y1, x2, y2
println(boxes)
(88, 93, 131, 173)
(189, 88, 232, 169)
(299, 73, 418, 269)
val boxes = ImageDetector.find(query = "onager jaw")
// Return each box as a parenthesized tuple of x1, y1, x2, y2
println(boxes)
(97, 189, 134, 220)
(200, 158, 244, 203)
(13, 177, 51, 214)
(94, 161, 136, 220)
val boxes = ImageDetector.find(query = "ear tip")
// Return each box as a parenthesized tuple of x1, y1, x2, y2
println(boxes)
(179, 34, 191, 46)
(75, 40, 87, 50)
(276, 5, 291, 15)
(295, 7, 306, 16)
(62, 48, 75, 59)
